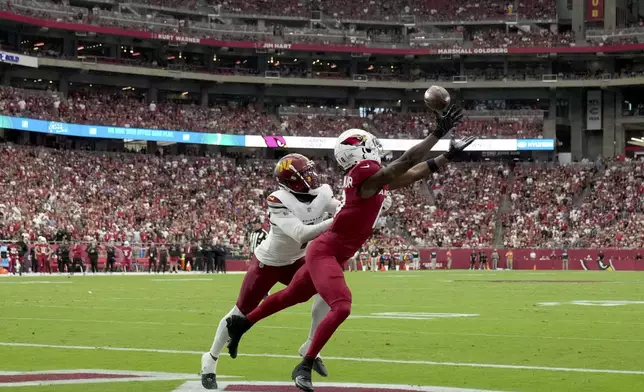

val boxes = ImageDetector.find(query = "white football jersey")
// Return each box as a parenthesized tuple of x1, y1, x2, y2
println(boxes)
(254, 184, 337, 267)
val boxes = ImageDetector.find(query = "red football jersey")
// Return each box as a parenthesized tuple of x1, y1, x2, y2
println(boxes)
(122, 246, 133, 260)
(327, 160, 388, 259)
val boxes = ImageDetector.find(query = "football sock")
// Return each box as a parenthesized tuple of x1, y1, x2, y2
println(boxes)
(305, 299, 351, 359)
(300, 294, 329, 356)
(209, 305, 243, 369)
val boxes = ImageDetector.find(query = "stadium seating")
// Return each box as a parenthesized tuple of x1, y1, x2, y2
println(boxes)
(371, 112, 544, 139)
(0, 145, 344, 252)
(502, 164, 595, 248)
(2, 0, 561, 50)
(0, 86, 279, 135)
(501, 161, 644, 249)
(390, 163, 509, 248)
(568, 161, 644, 249)
(1, 86, 545, 139)
(0, 143, 641, 256)
(94, 0, 558, 22)
(471, 29, 574, 49)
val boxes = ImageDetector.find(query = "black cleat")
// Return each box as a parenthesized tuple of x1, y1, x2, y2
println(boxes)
(226, 315, 252, 359)
(200, 373, 218, 390)
(312, 357, 328, 377)
(291, 361, 314, 392)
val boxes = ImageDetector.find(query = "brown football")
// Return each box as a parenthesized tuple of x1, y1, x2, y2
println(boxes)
(423, 85, 451, 112)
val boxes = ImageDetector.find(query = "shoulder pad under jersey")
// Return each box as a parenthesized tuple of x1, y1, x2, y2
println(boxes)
(267, 192, 285, 208)
(312, 184, 333, 200)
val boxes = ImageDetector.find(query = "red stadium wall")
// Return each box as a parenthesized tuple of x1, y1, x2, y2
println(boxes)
(419, 249, 644, 271)
(19, 245, 643, 272)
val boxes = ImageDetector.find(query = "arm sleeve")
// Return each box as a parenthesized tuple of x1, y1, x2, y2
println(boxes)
(270, 209, 333, 244)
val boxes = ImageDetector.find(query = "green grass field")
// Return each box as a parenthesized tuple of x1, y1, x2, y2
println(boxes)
(2, 270, 644, 391)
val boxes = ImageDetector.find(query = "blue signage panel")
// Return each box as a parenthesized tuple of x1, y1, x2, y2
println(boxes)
(0, 115, 555, 151)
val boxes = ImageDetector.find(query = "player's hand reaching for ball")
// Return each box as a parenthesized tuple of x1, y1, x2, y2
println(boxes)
(433, 105, 464, 139)
(445, 136, 476, 160)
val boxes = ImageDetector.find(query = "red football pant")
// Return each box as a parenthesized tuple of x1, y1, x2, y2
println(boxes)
(246, 239, 352, 359)
(38, 255, 50, 273)
(236, 255, 305, 315)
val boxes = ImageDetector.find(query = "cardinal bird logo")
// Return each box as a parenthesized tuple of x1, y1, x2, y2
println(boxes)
(341, 135, 367, 146)
(264, 136, 287, 148)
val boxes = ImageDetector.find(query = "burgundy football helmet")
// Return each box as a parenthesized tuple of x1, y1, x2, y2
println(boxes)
(274, 153, 320, 194)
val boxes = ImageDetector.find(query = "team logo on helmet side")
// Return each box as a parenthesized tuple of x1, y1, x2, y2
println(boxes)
(274, 154, 319, 193)
(276, 159, 293, 173)
(341, 135, 367, 146)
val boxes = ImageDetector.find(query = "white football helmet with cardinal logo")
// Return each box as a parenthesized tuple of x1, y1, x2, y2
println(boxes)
(334, 129, 383, 171)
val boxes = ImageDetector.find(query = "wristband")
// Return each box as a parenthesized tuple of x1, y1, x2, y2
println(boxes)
(426, 158, 439, 173)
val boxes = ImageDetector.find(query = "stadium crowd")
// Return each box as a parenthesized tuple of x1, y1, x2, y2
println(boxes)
(569, 161, 644, 248)
(0, 86, 279, 135)
(502, 163, 595, 248)
(396, 163, 509, 248)
(501, 161, 644, 250)
(0, 86, 545, 138)
(0, 144, 641, 272)
(471, 29, 574, 49)
(216, 0, 555, 22)
(2, 0, 567, 50)
(371, 112, 544, 139)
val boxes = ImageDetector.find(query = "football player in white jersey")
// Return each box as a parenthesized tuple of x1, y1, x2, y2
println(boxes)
(201, 153, 339, 389)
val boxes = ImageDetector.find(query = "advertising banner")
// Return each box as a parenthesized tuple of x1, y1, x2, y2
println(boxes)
(586, 90, 602, 130)
(0, 51, 38, 68)
(0, 115, 245, 146)
(0, 115, 555, 151)
(246, 135, 554, 151)
(587, 0, 604, 21)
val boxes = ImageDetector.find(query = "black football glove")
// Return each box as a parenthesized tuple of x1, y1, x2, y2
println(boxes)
(433, 105, 464, 139)
(444, 136, 476, 160)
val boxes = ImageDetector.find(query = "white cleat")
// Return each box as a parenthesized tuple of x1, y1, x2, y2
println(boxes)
(200, 352, 218, 389)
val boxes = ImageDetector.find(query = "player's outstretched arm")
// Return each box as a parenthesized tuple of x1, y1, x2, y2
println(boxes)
(388, 136, 476, 190)
(359, 106, 463, 198)
(268, 197, 333, 244)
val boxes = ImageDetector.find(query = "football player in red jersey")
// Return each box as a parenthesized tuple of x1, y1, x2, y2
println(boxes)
(121, 241, 133, 272)
(9, 244, 20, 275)
(36, 238, 52, 274)
(200, 153, 340, 390)
(226, 106, 474, 391)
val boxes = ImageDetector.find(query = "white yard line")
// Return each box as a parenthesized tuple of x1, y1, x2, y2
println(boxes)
(0, 369, 240, 388)
(174, 380, 505, 392)
(3, 300, 636, 326)
(0, 316, 640, 343)
(1, 341, 643, 376)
